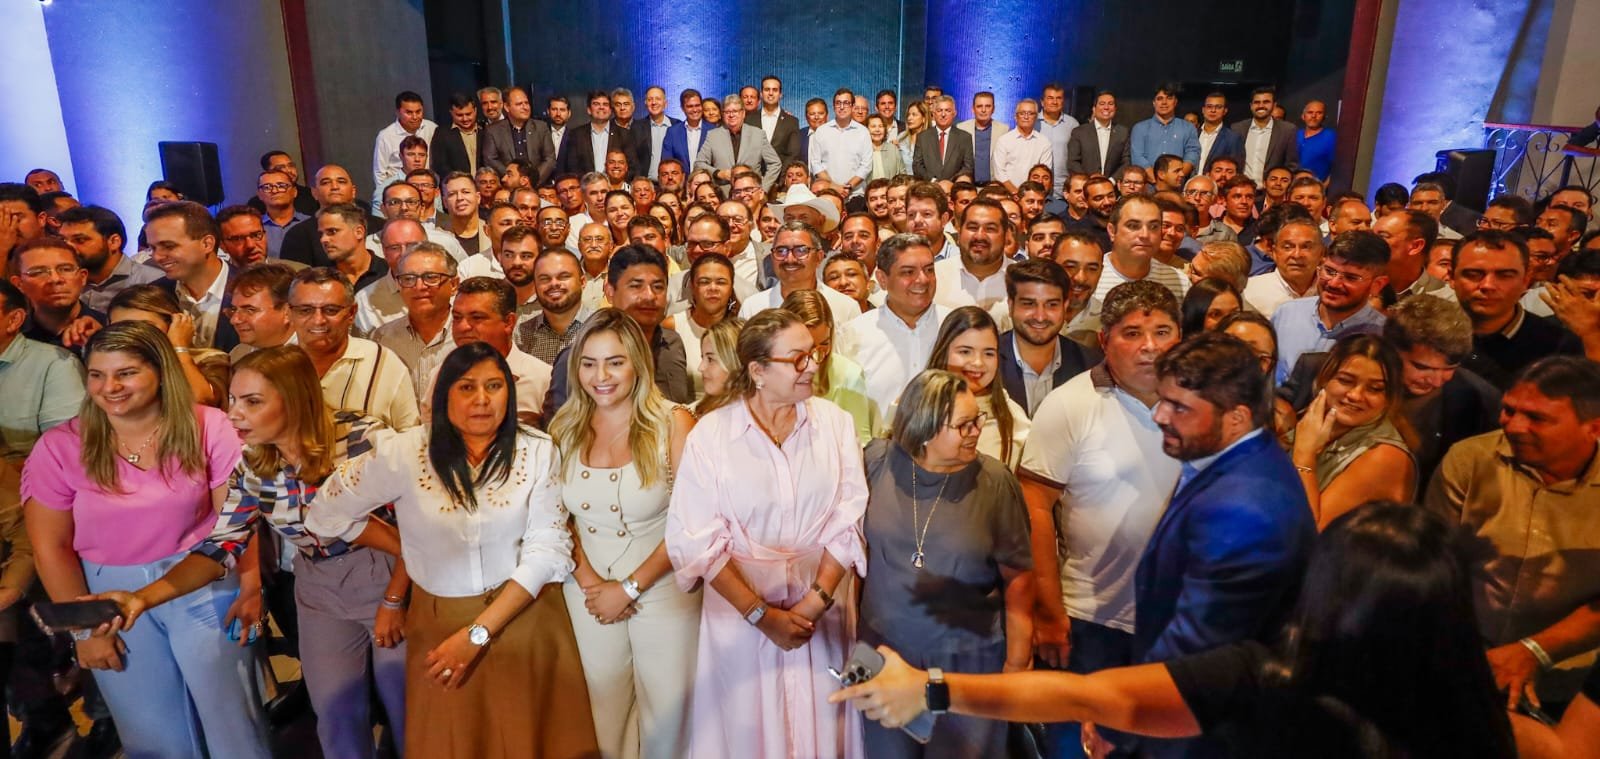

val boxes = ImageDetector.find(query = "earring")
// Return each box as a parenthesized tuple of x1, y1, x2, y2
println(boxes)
(755, 380, 764, 390)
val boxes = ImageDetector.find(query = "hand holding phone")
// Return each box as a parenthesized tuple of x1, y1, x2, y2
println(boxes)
(828, 641, 936, 743)
(30, 600, 122, 635)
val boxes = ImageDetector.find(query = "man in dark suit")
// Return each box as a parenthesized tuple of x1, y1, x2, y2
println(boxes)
(660, 89, 709, 177)
(1230, 86, 1300, 182)
(556, 90, 636, 179)
(1196, 92, 1244, 173)
(629, 86, 680, 180)
(1067, 91, 1130, 177)
(144, 202, 245, 353)
(798, 98, 829, 168)
(756, 75, 803, 167)
(1139, 332, 1315, 757)
(430, 93, 484, 180)
(482, 87, 556, 185)
(278, 165, 385, 268)
(997, 258, 1098, 416)
(912, 95, 974, 181)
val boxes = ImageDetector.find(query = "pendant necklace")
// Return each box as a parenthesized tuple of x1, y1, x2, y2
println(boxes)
(909, 461, 950, 569)
(116, 427, 159, 465)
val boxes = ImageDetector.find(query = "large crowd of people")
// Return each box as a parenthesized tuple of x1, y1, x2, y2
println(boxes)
(2, 76, 1599, 759)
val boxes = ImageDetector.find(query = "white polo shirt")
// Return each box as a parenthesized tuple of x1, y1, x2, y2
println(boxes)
(837, 303, 950, 419)
(1017, 364, 1180, 632)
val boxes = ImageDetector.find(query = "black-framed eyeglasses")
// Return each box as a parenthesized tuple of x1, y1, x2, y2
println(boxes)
(384, 198, 422, 208)
(258, 183, 292, 193)
(764, 348, 824, 374)
(946, 412, 989, 436)
(289, 304, 349, 319)
(223, 230, 267, 245)
(685, 239, 723, 252)
(395, 272, 455, 288)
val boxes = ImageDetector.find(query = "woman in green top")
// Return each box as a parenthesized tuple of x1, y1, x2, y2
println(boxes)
(781, 289, 878, 445)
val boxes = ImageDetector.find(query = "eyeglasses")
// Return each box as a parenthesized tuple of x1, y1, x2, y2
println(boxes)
(1319, 264, 1373, 285)
(718, 214, 749, 227)
(1184, 189, 1216, 199)
(538, 218, 568, 227)
(223, 230, 267, 245)
(685, 239, 723, 252)
(764, 348, 824, 374)
(222, 304, 278, 319)
(20, 264, 81, 279)
(1529, 252, 1560, 265)
(395, 272, 455, 288)
(946, 412, 990, 436)
(257, 183, 293, 193)
(771, 245, 812, 260)
(410, 182, 437, 191)
(383, 198, 422, 208)
(289, 304, 349, 319)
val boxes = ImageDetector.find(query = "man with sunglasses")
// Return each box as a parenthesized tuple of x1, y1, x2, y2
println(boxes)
(737, 221, 860, 323)
(1270, 230, 1390, 381)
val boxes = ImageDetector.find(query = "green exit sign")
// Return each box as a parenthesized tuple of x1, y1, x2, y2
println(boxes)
(1219, 60, 1245, 75)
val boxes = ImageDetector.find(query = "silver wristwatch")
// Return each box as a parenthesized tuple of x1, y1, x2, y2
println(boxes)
(743, 602, 769, 626)
(467, 623, 492, 647)
(621, 577, 642, 600)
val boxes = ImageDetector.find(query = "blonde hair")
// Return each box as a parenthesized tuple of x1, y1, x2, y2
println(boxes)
(107, 284, 231, 408)
(234, 346, 341, 484)
(695, 309, 803, 416)
(80, 322, 205, 493)
(694, 317, 744, 415)
(546, 309, 675, 488)
(779, 290, 834, 396)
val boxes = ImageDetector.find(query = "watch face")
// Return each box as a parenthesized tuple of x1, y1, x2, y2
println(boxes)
(468, 625, 489, 645)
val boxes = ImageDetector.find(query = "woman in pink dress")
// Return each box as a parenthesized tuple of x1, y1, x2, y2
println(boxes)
(666, 308, 868, 758)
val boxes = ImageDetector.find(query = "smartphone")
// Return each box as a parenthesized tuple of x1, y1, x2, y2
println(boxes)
(30, 600, 122, 635)
(828, 641, 936, 743)
(226, 617, 260, 645)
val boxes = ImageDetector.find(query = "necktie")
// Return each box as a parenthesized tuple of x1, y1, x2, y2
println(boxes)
(938, 130, 946, 162)
(730, 128, 741, 160)
(1175, 462, 1200, 495)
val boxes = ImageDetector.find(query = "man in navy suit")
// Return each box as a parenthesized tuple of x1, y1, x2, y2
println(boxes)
(630, 86, 680, 180)
(996, 258, 1098, 417)
(1136, 331, 1315, 757)
(660, 89, 711, 177)
(555, 90, 636, 179)
(1196, 91, 1244, 173)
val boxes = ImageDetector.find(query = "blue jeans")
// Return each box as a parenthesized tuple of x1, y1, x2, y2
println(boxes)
(1042, 618, 1133, 759)
(82, 552, 270, 759)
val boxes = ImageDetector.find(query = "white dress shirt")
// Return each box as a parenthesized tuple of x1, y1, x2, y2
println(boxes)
(372, 119, 439, 204)
(589, 124, 610, 173)
(1244, 121, 1273, 183)
(550, 125, 566, 157)
(992, 128, 1054, 189)
(1094, 119, 1114, 174)
(1197, 124, 1222, 169)
(647, 115, 671, 178)
(807, 120, 873, 196)
(684, 121, 704, 164)
(760, 109, 780, 139)
(1243, 270, 1315, 317)
(174, 259, 230, 349)
(1037, 114, 1079, 193)
(932, 256, 1011, 310)
(737, 283, 862, 325)
(837, 303, 950, 419)
(307, 427, 574, 598)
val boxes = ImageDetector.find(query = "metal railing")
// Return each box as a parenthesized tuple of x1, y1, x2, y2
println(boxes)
(1483, 122, 1599, 204)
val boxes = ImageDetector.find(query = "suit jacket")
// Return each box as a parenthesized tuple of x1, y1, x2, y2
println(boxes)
(660, 121, 711, 173)
(555, 121, 635, 179)
(279, 209, 385, 267)
(628, 116, 680, 178)
(694, 126, 781, 190)
(996, 331, 1098, 415)
(1133, 430, 1313, 664)
(1199, 124, 1245, 172)
(1229, 118, 1300, 176)
(1067, 122, 1131, 177)
(482, 118, 556, 184)
(758, 110, 802, 167)
(430, 126, 481, 180)
(156, 268, 241, 353)
(912, 126, 975, 181)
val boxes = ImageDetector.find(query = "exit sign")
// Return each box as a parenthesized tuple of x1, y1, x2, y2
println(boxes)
(1218, 60, 1245, 75)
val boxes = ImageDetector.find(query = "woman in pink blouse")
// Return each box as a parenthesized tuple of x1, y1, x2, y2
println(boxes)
(21, 321, 270, 758)
(666, 308, 868, 758)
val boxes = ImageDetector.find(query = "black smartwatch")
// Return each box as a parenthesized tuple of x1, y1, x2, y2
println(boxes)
(924, 667, 950, 714)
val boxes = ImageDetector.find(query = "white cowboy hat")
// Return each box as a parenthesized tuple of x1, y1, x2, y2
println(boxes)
(769, 184, 841, 233)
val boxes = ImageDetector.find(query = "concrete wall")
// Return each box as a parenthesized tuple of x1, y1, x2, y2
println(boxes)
(40, 0, 300, 227)
(1532, 0, 1600, 126)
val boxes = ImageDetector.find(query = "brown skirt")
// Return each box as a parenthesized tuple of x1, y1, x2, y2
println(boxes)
(406, 582, 601, 759)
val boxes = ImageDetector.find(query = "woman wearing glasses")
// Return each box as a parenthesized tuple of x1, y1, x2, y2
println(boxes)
(857, 369, 1034, 758)
(666, 308, 868, 758)
(924, 306, 1029, 468)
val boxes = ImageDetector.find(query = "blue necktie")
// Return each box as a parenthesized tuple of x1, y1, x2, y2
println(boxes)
(1175, 462, 1200, 495)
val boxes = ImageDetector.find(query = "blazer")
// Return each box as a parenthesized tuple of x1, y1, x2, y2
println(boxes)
(956, 118, 1008, 175)
(156, 267, 241, 353)
(1067, 121, 1131, 177)
(1229, 118, 1300, 175)
(867, 141, 906, 181)
(757, 110, 802, 167)
(996, 331, 1098, 415)
(912, 126, 975, 181)
(481, 118, 556, 184)
(1133, 431, 1313, 665)
(430, 126, 481, 180)
(660, 121, 711, 174)
(628, 116, 680, 178)
(1198, 124, 1245, 172)
(694, 126, 781, 190)
(555, 121, 635, 179)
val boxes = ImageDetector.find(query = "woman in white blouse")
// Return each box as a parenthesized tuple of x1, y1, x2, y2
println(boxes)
(307, 341, 599, 758)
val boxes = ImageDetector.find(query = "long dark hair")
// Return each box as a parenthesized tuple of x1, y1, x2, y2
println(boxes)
(427, 342, 520, 511)
(1180, 276, 1241, 336)
(924, 305, 1016, 464)
(688, 252, 740, 318)
(1264, 503, 1514, 758)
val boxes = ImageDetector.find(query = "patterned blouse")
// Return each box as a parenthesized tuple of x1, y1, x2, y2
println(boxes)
(191, 411, 391, 568)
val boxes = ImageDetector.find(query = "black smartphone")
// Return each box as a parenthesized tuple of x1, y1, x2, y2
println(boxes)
(828, 641, 936, 743)
(30, 600, 122, 635)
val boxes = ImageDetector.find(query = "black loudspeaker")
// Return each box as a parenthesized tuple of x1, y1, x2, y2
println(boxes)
(1434, 148, 1496, 212)
(158, 141, 224, 206)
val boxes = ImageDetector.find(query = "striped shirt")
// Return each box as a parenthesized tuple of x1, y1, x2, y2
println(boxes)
(192, 412, 392, 568)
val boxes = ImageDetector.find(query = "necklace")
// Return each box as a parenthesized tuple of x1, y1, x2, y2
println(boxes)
(746, 401, 787, 446)
(909, 461, 951, 569)
(116, 426, 159, 465)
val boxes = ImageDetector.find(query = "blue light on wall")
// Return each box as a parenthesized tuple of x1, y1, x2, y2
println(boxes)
(0, 2, 73, 194)
(923, 0, 1070, 121)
